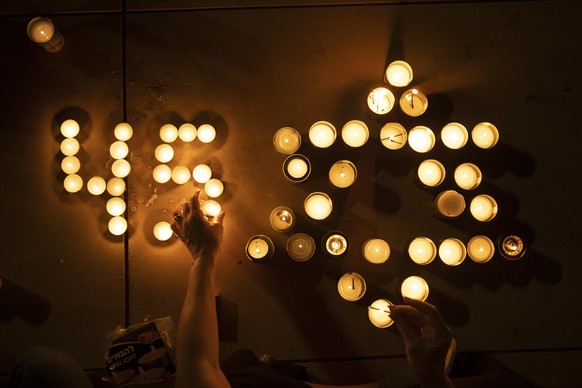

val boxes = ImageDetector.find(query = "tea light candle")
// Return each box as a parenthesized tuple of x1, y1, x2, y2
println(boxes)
(434, 190, 465, 218)
(400, 276, 429, 301)
(417, 159, 445, 187)
(111, 159, 131, 178)
(61, 156, 80, 174)
(304, 192, 332, 220)
(273, 127, 301, 155)
(110, 141, 129, 159)
(337, 272, 366, 301)
(408, 126, 435, 153)
(246, 235, 274, 262)
(367, 87, 394, 115)
(108, 216, 127, 236)
(197, 124, 216, 143)
(193, 164, 212, 184)
(178, 123, 197, 142)
(204, 178, 224, 198)
(341, 120, 369, 148)
(153, 221, 173, 241)
(106, 197, 126, 216)
(467, 235, 495, 263)
(309, 121, 336, 148)
(114, 123, 133, 141)
(172, 166, 191, 184)
(286, 233, 316, 262)
(499, 235, 526, 260)
(269, 206, 295, 232)
(202, 200, 221, 217)
(472, 122, 499, 149)
(283, 154, 311, 182)
(470, 194, 498, 222)
(454, 163, 482, 190)
(27, 17, 64, 52)
(107, 177, 126, 196)
(159, 124, 178, 143)
(368, 299, 394, 328)
(408, 237, 437, 265)
(63, 174, 83, 193)
(441, 123, 468, 149)
(323, 232, 348, 257)
(87, 176, 106, 195)
(362, 238, 390, 264)
(400, 89, 428, 117)
(438, 238, 467, 266)
(152, 164, 172, 183)
(60, 138, 80, 156)
(154, 144, 174, 163)
(385, 60, 413, 87)
(60, 119, 80, 138)
(380, 123, 407, 150)
(329, 160, 357, 188)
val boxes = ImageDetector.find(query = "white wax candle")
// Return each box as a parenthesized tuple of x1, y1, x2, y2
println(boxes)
(63, 174, 83, 193)
(401, 276, 429, 301)
(441, 122, 468, 149)
(385, 60, 413, 87)
(108, 216, 127, 236)
(417, 159, 445, 187)
(87, 176, 106, 195)
(304, 192, 332, 220)
(106, 197, 126, 216)
(201, 200, 221, 217)
(60, 119, 80, 138)
(287, 158, 308, 179)
(470, 194, 497, 222)
(197, 124, 216, 143)
(337, 272, 366, 301)
(109, 141, 129, 159)
(204, 178, 224, 198)
(435, 190, 465, 218)
(408, 237, 437, 265)
(153, 221, 173, 241)
(472, 122, 499, 149)
(273, 127, 301, 155)
(467, 235, 495, 263)
(61, 156, 80, 174)
(341, 120, 369, 148)
(368, 299, 394, 328)
(60, 138, 80, 156)
(159, 124, 178, 143)
(111, 159, 131, 178)
(178, 123, 197, 142)
(114, 123, 133, 141)
(400, 89, 428, 117)
(152, 164, 172, 183)
(107, 177, 126, 196)
(269, 206, 295, 232)
(154, 144, 174, 163)
(286, 233, 316, 262)
(309, 121, 336, 148)
(454, 163, 482, 190)
(171, 166, 191, 184)
(27, 17, 54, 42)
(499, 235, 526, 260)
(367, 87, 394, 115)
(246, 235, 273, 261)
(362, 238, 390, 264)
(408, 126, 435, 153)
(380, 122, 408, 150)
(193, 164, 212, 183)
(328, 160, 357, 188)
(324, 233, 348, 256)
(438, 238, 467, 266)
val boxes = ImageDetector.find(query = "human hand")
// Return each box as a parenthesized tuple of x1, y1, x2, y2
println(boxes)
(390, 298, 454, 388)
(171, 190, 225, 259)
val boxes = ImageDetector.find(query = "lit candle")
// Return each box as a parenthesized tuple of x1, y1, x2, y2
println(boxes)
(60, 138, 80, 156)
(499, 234, 526, 260)
(114, 123, 133, 141)
(193, 164, 212, 184)
(246, 235, 274, 262)
(380, 123, 408, 150)
(304, 192, 332, 220)
(201, 200, 221, 217)
(470, 194, 498, 222)
(401, 276, 429, 301)
(159, 124, 178, 143)
(63, 174, 83, 193)
(106, 197, 126, 216)
(400, 89, 428, 117)
(341, 120, 369, 148)
(362, 238, 390, 264)
(153, 221, 173, 241)
(441, 122, 468, 149)
(109, 141, 129, 159)
(434, 190, 465, 218)
(417, 159, 445, 187)
(269, 206, 295, 233)
(178, 123, 197, 142)
(408, 126, 435, 153)
(107, 177, 126, 196)
(273, 127, 301, 155)
(60, 119, 80, 138)
(467, 235, 495, 263)
(152, 164, 172, 183)
(367, 87, 394, 115)
(385, 60, 413, 87)
(204, 178, 224, 198)
(197, 124, 216, 143)
(309, 121, 336, 148)
(454, 163, 482, 190)
(438, 238, 467, 266)
(61, 156, 80, 174)
(154, 144, 174, 163)
(408, 237, 437, 265)
(87, 176, 106, 195)
(286, 233, 316, 262)
(171, 166, 191, 184)
(337, 272, 366, 301)
(27, 17, 64, 52)
(323, 232, 348, 257)
(111, 159, 131, 178)
(108, 216, 127, 236)
(368, 299, 394, 328)
(283, 154, 311, 182)
(329, 160, 357, 188)
(472, 122, 499, 149)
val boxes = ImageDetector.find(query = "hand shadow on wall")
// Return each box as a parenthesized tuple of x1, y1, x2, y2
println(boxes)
(0, 277, 51, 325)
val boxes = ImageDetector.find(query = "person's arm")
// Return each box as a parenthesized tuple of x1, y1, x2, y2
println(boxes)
(171, 191, 230, 388)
